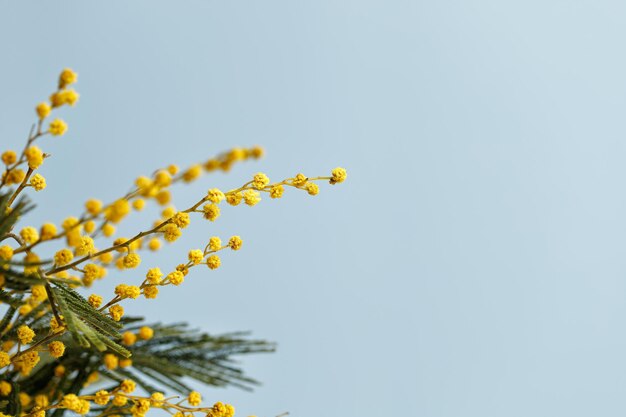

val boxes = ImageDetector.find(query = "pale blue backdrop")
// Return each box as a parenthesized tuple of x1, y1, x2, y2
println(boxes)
(1, 1, 626, 416)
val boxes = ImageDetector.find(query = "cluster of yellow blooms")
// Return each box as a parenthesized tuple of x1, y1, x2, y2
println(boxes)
(0, 378, 234, 417)
(0, 68, 346, 417)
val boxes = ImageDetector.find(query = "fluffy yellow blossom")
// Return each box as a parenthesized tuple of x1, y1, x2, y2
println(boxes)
(36, 102, 51, 119)
(61, 216, 80, 231)
(113, 237, 129, 252)
(146, 267, 163, 284)
(228, 236, 243, 250)
(203, 159, 220, 172)
(182, 164, 202, 182)
(0, 245, 13, 261)
(188, 391, 202, 406)
(123, 285, 141, 299)
(114, 284, 128, 297)
(293, 173, 307, 186)
(84, 263, 102, 281)
(25, 146, 44, 169)
(40, 223, 57, 240)
(136, 175, 152, 189)
(167, 271, 184, 286)
(123, 253, 141, 269)
(54, 249, 74, 266)
(154, 170, 172, 186)
(148, 237, 161, 251)
(75, 236, 95, 256)
(251, 145, 264, 158)
(226, 192, 242, 206)
(132, 198, 145, 211)
(132, 238, 143, 250)
(77, 399, 90, 415)
(109, 305, 124, 321)
(188, 249, 204, 265)
(14, 350, 39, 376)
(122, 331, 137, 346)
(162, 206, 176, 219)
(61, 394, 81, 411)
(94, 390, 110, 406)
(66, 233, 82, 248)
(19, 392, 32, 406)
(305, 182, 319, 196)
(202, 203, 220, 221)
(330, 167, 347, 184)
(49, 119, 68, 136)
(269, 184, 284, 198)
(49, 93, 63, 108)
(102, 223, 116, 237)
(31, 285, 47, 301)
(172, 212, 191, 228)
(1, 150, 16, 165)
(20, 226, 39, 244)
(50, 315, 64, 332)
(176, 263, 189, 276)
(208, 402, 235, 417)
(0, 352, 10, 368)
(243, 189, 261, 206)
(206, 255, 221, 270)
(105, 199, 131, 223)
(85, 199, 103, 214)
(19, 304, 32, 316)
(103, 353, 119, 370)
(207, 188, 225, 203)
(120, 358, 132, 368)
(84, 220, 96, 233)
(17, 325, 35, 344)
(120, 379, 136, 393)
(229, 147, 246, 162)
(58, 68, 78, 89)
(54, 364, 65, 377)
(162, 223, 182, 242)
(156, 189, 171, 205)
(99, 252, 114, 264)
(31, 174, 47, 190)
(48, 341, 65, 358)
(88, 294, 103, 308)
(144, 285, 159, 299)
(61, 89, 80, 106)
(51, 89, 79, 107)
(150, 392, 165, 407)
(138, 326, 154, 340)
(113, 395, 128, 406)
(252, 172, 270, 189)
(34, 395, 50, 409)
(4, 169, 25, 185)
(0, 381, 11, 396)
(133, 398, 151, 415)
(209, 236, 222, 251)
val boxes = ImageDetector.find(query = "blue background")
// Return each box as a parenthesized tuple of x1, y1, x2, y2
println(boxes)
(2, 1, 626, 416)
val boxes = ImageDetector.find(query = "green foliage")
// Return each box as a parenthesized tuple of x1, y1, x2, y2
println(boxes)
(51, 284, 129, 357)
(115, 321, 276, 393)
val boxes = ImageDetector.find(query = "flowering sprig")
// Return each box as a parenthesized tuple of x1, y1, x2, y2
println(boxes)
(0, 68, 346, 417)
(19, 379, 235, 417)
